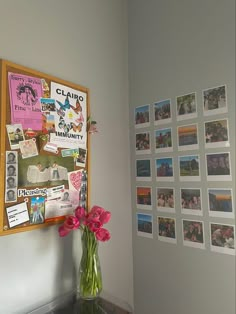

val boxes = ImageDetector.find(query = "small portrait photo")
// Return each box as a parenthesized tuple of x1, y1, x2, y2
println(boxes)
(6, 177, 17, 189)
(6, 165, 17, 177)
(156, 188, 175, 213)
(19, 139, 38, 159)
(154, 99, 171, 125)
(6, 151, 17, 164)
(6, 124, 25, 150)
(136, 159, 151, 181)
(76, 148, 87, 167)
(61, 191, 70, 202)
(176, 92, 197, 121)
(135, 104, 150, 128)
(203, 85, 227, 115)
(137, 213, 153, 238)
(155, 128, 173, 153)
(5, 189, 17, 203)
(204, 119, 229, 148)
(30, 197, 45, 224)
(208, 188, 234, 218)
(206, 152, 231, 181)
(136, 186, 152, 210)
(158, 216, 177, 244)
(182, 219, 205, 249)
(178, 123, 199, 151)
(179, 155, 200, 181)
(42, 112, 56, 133)
(210, 223, 235, 255)
(135, 132, 151, 154)
(156, 157, 174, 181)
(181, 188, 202, 216)
(40, 98, 56, 112)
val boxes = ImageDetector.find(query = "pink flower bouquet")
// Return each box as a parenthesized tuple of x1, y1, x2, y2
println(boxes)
(58, 205, 111, 299)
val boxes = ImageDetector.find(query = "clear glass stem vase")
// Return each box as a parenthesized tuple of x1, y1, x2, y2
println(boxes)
(77, 229, 102, 300)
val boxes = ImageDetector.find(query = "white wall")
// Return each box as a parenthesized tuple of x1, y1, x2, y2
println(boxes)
(128, 0, 235, 314)
(0, 1, 133, 313)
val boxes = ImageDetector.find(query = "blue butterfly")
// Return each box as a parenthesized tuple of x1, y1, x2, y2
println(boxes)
(56, 96, 71, 111)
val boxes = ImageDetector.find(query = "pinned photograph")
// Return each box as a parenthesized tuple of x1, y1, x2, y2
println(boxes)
(156, 187, 175, 213)
(135, 104, 150, 128)
(204, 119, 229, 148)
(210, 223, 235, 255)
(136, 186, 152, 210)
(76, 148, 87, 167)
(136, 159, 151, 181)
(42, 112, 56, 133)
(179, 155, 200, 181)
(154, 99, 171, 125)
(6, 164, 17, 176)
(158, 216, 177, 244)
(5, 189, 17, 203)
(206, 152, 231, 181)
(182, 219, 205, 249)
(47, 185, 65, 201)
(155, 128, 173, 153)
(176, 92, 197, 121)
(181, 188, 202, 216)
(203, 85, 227, 116)
(19, 139, 38, 159)
(30, 197, 45, 224)
(6, 202, 29, 228)
(6, 177, 17, 189)
(6, 124, 24, 150)
(137, 213, 153, 238)
(178, 123, 199, 151)
(40, 98, 56, 112)
(207, 188, 234, 218)
(6, 151, 17, 164)
(18, 155, 74, 187)
(156, 157, 174, 182)
(136, 132, 151, 154)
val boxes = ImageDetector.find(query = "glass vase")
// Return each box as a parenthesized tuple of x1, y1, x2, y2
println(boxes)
(77, 229, 102, 300)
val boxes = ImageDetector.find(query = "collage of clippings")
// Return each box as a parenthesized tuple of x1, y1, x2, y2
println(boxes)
(3, 72, 91, 231)
(134, 85, 235, 256)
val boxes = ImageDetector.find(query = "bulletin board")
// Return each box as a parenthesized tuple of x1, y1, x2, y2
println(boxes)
(0, 59, 90, 236)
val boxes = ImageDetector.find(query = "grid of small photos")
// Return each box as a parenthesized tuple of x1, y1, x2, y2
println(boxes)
(134, 85, 235, 255)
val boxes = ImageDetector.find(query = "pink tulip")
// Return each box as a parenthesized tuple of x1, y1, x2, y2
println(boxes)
(90, 206, 105, 216)
(58, 225, 71, 237)
(96, 228, 111, 242)
(64, 215, 80, 230)
(75, 206, 86, 220)
(99, 211, 111, 224)
(88, 220, 102, 233)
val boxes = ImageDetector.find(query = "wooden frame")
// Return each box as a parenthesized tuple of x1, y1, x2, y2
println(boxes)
(0, 59, 90, 236)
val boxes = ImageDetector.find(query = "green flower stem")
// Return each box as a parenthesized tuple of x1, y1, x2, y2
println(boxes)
(79, 228, 102, 299)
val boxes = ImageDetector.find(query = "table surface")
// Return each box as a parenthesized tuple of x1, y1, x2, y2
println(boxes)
(28, 293, 132, 314)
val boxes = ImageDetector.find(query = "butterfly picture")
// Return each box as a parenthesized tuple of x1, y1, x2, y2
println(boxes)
(70, 99, 82, 114)
(70, 122, 83, 133)
(56, 96, 71, 111)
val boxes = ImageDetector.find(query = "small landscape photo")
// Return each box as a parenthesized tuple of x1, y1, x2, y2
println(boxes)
(137, 213, 153, 238)
(136, 186, 152, 209)
(179, 155, 200, 178)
